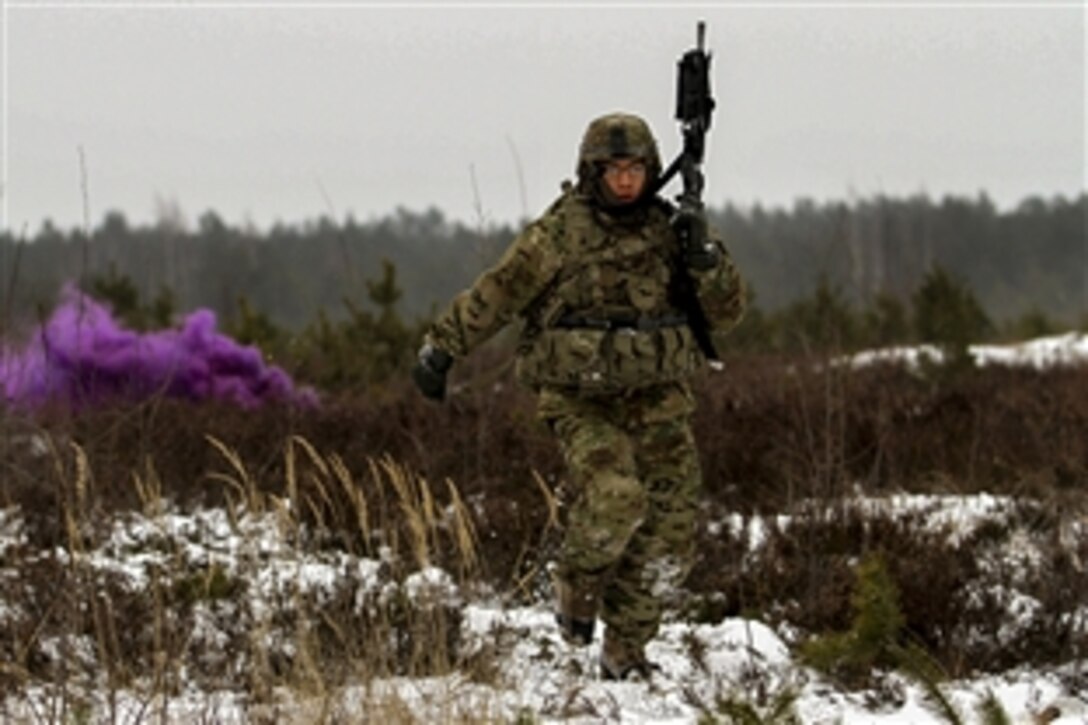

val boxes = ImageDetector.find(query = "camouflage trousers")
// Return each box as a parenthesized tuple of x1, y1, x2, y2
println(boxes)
(538, 382, 702, 653)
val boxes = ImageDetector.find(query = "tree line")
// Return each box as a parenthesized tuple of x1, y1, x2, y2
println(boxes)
(1, 192, 1083, 353)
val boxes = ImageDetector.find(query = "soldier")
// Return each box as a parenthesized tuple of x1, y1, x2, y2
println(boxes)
(412, 112, 745, 680)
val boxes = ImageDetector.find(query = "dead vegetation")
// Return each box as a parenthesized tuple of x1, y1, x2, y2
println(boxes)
(0, 351, 1085, 714)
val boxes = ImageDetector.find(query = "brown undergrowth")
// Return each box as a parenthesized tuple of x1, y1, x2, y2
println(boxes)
(1, 350, 1085, 698)
(5, 351, 1085, 517)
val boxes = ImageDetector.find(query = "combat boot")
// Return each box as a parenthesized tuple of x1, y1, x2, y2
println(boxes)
(599, 630, 660, 682)
(554, 577, 598, 646)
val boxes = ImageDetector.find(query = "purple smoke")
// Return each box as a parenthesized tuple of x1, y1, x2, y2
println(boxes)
(0, 284, 318, 410)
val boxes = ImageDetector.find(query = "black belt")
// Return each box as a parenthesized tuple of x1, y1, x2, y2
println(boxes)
(553, 313, 689, 332)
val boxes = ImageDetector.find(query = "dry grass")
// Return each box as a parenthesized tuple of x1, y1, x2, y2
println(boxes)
(0, 353, 1086, 718)
(0, 432, 504, 720)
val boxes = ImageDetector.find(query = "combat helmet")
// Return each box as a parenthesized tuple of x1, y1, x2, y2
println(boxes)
(576, 112, 662, 206)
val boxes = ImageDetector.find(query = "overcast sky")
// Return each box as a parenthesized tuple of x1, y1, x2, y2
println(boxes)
(3, 2, 1085, 233)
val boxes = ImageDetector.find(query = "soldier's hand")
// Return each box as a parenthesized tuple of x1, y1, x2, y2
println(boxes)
(685, 240, 720, 271)
(671, 208, 720, 271)
(412, 343, 453, 402)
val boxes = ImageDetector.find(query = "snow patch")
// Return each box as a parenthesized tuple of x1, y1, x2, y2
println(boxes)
(845, 332, 1088, 371)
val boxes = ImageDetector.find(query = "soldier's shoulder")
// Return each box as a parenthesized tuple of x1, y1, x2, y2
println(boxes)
(532, 181, 593, 245)
(541, 180, 592, 217)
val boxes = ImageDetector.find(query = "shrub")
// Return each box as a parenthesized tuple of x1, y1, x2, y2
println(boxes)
(912, 265, 992, 371)
(801, 553, 905, 684)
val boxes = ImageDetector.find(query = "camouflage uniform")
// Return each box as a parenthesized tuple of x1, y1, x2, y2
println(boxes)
(421, 112, 745, 675)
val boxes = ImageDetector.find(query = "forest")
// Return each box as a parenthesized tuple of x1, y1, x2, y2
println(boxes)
(2, 191, 1083, 343)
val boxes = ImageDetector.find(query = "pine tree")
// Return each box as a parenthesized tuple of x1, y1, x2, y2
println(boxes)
(365, 258, 415, 384)
(912, 265, 991, 371)
(782, 275, 858, 352)
(88, 264, 175, 331)
(800, 553, 905, 684)
(861, 292, 910, 348)
(227, 296, 285, 357)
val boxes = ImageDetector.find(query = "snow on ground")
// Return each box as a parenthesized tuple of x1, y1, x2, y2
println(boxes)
(4, 333, 1087, 721)
(845, 331, 1088, 370)
(713, 491, 1025, 553)
(2, 491, 1085, 723)
(446, 602, 1081, 724)
(6, 597, 1082, 723)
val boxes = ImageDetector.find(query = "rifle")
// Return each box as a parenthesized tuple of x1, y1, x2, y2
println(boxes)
(656, 21, 721, 360)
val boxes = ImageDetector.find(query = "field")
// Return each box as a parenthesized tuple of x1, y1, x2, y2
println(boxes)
(1, 337, 1086, 723)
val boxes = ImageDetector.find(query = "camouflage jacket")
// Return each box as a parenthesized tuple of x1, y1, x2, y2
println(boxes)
(425, 185, 745, 394)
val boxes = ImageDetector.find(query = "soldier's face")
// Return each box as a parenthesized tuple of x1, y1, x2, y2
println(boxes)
(601, 157, 648, 204)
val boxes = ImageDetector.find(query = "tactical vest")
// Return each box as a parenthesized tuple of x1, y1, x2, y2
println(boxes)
(515, 193, 704, 393)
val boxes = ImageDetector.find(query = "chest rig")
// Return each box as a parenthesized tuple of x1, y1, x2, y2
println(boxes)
(515, 193, 704, 393)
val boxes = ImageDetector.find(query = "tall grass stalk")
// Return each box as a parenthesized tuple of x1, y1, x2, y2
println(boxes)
(508, 470, 560, 600)
(205, 433, 262, 515)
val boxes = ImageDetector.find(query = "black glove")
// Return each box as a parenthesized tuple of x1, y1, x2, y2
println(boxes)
(412, 343, 453, 401)
(672, 208, 720, 271)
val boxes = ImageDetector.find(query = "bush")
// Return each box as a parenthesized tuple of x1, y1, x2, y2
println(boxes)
(912, 265, 992, 371)
(801, 553, 905, 684)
